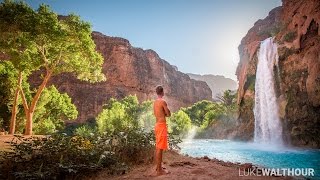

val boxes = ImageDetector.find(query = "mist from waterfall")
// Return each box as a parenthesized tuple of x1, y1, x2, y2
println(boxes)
(254, 37, 283, 146)
(185, 126, 198, 141)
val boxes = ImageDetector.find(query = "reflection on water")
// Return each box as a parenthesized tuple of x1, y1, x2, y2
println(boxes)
(179, 139, 320, 178)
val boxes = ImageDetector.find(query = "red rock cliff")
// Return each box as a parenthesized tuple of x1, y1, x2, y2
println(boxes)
(30, 32, 212, 122)
(235, 0, 320, 148)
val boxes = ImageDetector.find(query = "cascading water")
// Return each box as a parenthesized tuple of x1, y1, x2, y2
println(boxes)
(254, 37, 283, 146)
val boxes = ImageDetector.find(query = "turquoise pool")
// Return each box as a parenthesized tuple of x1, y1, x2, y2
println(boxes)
(179, 139, 320, 179)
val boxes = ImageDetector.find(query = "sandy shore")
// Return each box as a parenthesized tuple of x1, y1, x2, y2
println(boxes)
(95, 151, 292, 180)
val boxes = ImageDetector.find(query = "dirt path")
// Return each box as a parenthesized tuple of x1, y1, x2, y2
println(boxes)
(95, 151, 292, 180)
(0, 135, 17, 151)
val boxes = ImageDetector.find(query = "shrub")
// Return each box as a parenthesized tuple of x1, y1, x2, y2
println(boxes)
(0, 129, 163, 179)
(97, 101, 132, 133)
(183, 100, 215, 126)
(257, 22, 283, 37)
(33, 86, 78, 134)
(0, 134, 108, 179)
(74, 125, 96, 138)
(33, 118, 57, 135)
(168, 110, 192, 137)
(0, 127, 181, 179)
(283, 31, 297, 42)
(97, 96, 155, 134)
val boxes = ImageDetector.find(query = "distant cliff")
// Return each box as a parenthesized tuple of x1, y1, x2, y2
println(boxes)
(235, 0, 320, 148)
(187, 73, 237, 98)
(30, 32, 212, 122)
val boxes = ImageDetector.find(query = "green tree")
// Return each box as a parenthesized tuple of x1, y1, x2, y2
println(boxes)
(0, 1, 105, 135)
(33, 86, 78, 134)
(200, 103, 226, 130)
(97, 101, 130, 133)
(0, 61, 17, 132)
(183, 100, 215, 126)
(119, 96, 155, 129)
(168, 110, 192, 136)
(97, 95, 155, 133)
(216, 89, 237, 111)
(0, 61, 32, 133)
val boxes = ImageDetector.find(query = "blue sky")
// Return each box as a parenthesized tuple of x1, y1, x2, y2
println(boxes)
(25, 0, 281, 81)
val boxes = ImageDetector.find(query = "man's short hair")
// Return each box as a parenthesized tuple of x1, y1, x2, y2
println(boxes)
(156, 85, 164, 95)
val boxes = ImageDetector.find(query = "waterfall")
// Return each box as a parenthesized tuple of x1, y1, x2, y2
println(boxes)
(254, 37, 283, 146)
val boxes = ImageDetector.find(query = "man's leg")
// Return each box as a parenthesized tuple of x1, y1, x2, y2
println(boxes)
(156, 148, 163, 172)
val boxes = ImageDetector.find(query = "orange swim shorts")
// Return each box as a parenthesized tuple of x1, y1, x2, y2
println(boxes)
(155, 122, 168, 150)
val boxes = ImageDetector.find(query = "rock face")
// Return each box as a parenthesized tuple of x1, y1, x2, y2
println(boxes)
(187, 73, 238, 98)
(30, 32, 212, 123)
(235, 0, 320, 148)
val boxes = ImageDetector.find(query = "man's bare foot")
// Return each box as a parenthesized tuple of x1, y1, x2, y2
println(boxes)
(162, 163, 167, 169)
(149, 168, 170, 177)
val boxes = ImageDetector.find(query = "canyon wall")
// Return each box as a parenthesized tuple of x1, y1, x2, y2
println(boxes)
(30, 32, 212, 123)
(235, 0, 320, 148)
(187, 73, 237, 98)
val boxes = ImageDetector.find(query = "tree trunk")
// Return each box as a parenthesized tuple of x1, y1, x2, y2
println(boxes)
(25, 111, 33, 135)
(9, 71, 22, 135)
(24, 70, 52, 135)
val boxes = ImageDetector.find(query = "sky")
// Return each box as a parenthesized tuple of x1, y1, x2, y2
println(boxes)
(25, 0, 281, 81)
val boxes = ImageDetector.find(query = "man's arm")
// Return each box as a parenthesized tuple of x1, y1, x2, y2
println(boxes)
(163, 101, 171, 117)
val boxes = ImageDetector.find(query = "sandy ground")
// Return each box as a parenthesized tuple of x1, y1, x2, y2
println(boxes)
(0, 135, 17, 151)
(95, 151, 292, 180)
(0, 135, 45, 151)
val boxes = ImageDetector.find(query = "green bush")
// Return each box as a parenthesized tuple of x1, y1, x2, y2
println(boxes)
(257, 22, 284, 37)
(183, 100, 215, 126)
(74, 125, 96, 138)
(173, 90, 238, 138)
(0, 129, 162, 179)
(283, 31, 297, 42)
(168, 110, 192, 137)
(33, 118, 57, 135)
(33, 86, 78, 134)
(97, 95, 155, 134)
(0, 94, 183, 179)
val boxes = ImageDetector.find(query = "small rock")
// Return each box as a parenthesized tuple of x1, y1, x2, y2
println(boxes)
(203, 156, 209, 160)
(240, 163, 253, 171)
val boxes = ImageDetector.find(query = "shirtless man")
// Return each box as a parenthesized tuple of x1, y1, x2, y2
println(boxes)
(153, 85, 171, 176)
